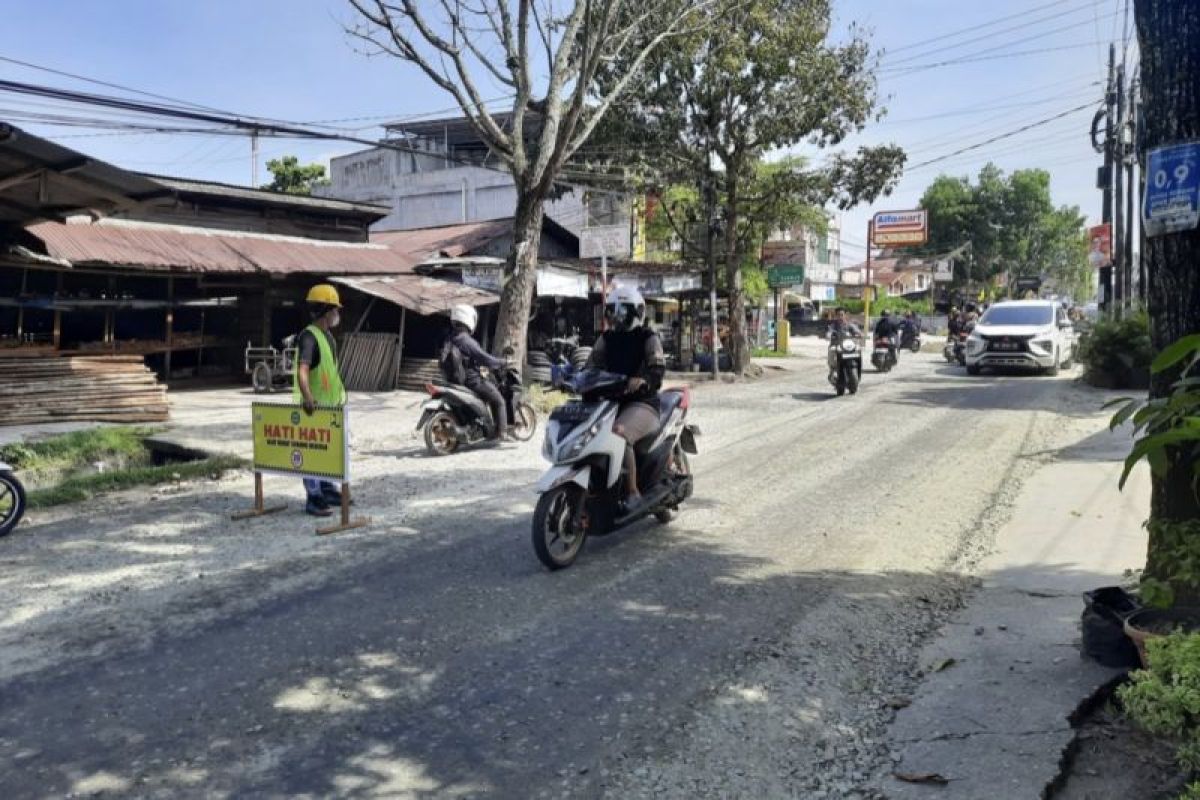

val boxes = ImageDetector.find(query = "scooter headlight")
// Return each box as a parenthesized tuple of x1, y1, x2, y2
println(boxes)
(841, 339, 857, 353)
(561, 420, 603, 461)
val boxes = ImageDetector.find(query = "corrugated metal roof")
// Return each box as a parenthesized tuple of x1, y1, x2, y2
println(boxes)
(330, 274, 497, 317)
(372, 218, 513, 261)
(0, 123, 170, 224)
(144, 174, 390, 218)
(25, 219, 409, 275)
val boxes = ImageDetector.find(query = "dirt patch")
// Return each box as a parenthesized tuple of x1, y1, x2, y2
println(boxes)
(1053, 703, 1190, 800)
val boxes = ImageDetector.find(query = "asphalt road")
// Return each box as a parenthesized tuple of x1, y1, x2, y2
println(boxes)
(0, 352, 1100, 799)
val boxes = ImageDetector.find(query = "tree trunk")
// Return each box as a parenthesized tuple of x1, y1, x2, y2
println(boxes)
(494, 193, 545, 368)
(1135, 0, 1200, 595)
(723, 199, 750, 374)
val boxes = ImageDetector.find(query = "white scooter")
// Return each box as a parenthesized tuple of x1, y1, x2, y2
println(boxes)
(0, 462, 26, 538)
(531, 369, 699, 570)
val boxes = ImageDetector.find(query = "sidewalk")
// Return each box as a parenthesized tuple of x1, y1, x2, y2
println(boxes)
(883, 423, 1150, 798)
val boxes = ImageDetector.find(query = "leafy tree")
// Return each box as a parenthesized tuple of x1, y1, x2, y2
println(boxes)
(346, 0, 714, 365)
(919, 164, 1090, 299)
(261, 156, 331, 196)
(592, 0, 904, 373)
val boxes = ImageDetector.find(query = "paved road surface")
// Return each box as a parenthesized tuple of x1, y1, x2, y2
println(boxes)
(0, 353, 1104, 799)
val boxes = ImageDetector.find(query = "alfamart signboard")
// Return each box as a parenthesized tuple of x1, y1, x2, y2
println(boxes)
(872, 210, 928, 246)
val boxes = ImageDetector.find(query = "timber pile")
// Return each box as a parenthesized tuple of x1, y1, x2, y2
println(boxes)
(339, 332, 401, 392)
(396, 358, 442, 393)
(0, 355, 169, 426)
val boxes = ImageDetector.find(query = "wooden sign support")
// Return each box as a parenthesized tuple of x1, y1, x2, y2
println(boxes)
(315, 482, 369, 536)
(231, 472, 287, 520)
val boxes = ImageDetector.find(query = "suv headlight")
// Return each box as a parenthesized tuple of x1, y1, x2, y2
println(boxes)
(1031, 337, 1054, 355)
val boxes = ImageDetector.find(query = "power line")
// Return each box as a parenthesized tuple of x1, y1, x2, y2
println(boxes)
(884, 0, 1103, 56)
(881, 42, 1107, 78)
(904, 102, 1097, 172)
(881, 0, 1110, 69)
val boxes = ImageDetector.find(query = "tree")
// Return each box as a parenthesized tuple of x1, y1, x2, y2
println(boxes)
(919, 164, 1090, 299)
(591, 0, 904, 373)
(1134, 0, 1200, 595)
(261, 156, 331, 196)
(346, 0, 713, 364)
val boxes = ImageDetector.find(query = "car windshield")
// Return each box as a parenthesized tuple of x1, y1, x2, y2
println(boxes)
(981, 305, 1054, 326)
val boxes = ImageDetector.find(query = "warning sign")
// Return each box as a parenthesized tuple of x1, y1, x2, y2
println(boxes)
(251, 402, 349, 482)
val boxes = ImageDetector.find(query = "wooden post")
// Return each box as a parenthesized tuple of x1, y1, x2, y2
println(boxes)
(396, 307, 407, 387)
(315, 481, 368, 536)
(52, 272, 62, 350)
(164, 276, 174, 380)
(15, 268, 26, 340)
(230, 471, 287, 520)
(198, 309, 206, 374)
(261, 282, 272, 347)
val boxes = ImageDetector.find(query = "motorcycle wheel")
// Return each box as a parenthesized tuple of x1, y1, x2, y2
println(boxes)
(910, 341, 921, 353)
(532, 485, 586, 570)
(251, 362, 272, 394)
(423, 412, 460, 456)
(511, 402, 538, 442)
(844, 363, 859, 395)
(655, 447, 690, 524)
(0, 470, 26, 538)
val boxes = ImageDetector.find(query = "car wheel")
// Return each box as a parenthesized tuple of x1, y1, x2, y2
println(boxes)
(967, 364, 982, 376)
(1044, 350, 1060, 377)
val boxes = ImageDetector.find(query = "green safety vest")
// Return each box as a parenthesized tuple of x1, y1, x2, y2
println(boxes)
(293, 324, 346, 406)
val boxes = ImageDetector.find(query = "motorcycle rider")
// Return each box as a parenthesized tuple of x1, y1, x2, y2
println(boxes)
(440, 304, 510, 442)
(585, 286, 666, 513)
(827, 308, 862, 339)
(874, 310, 899, 359)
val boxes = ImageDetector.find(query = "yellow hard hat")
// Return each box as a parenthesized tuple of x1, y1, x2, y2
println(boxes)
(306, 284, 342, 307)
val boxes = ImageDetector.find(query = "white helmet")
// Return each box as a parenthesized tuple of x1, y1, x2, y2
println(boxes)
(605, 285, 646, 332)
(449, 304, 478, 332)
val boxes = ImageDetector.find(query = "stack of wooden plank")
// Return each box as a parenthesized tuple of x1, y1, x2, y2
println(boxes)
(0, 356, 169, 426)
(338, 332, 401, 392)
(396, 358, 443, 393)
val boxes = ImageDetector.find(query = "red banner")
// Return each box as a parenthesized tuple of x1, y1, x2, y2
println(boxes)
(1088, 223, 1112, 269)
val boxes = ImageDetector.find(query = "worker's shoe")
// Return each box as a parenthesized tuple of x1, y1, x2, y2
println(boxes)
(305, 496, 333, 517)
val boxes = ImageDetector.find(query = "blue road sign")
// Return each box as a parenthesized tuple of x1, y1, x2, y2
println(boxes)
(1144, 141, 1200, 237)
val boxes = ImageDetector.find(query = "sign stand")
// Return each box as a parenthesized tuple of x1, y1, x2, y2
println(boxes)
(315, 483, 369, 536)
(231, 472, 287, 520)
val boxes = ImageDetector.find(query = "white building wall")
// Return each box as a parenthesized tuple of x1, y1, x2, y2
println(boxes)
(318, 146, 589, 234)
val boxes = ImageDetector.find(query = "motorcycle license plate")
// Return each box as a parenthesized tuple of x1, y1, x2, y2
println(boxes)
(551, 402, 594, 422)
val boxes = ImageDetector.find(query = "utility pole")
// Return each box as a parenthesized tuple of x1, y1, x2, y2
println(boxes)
(1099, 44, 1116, 314)
(251, 128, 260, 187)
(1114, 62, 1127, 317)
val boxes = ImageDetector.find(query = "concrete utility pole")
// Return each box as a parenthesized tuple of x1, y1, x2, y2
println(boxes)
(704, 172, 720, 379)
(1114, 62, 1126, 317)
(1099, 45, 1116, 313)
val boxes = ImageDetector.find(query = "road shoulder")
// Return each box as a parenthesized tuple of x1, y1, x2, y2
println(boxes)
(882, 418, 1149, 798)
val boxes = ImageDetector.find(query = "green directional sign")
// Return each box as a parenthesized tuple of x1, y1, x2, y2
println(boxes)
(767, 264, 806, 288)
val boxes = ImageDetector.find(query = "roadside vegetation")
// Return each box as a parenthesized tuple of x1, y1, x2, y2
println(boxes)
(1081, 311, 1154, 389)
(0, 427, 244, 509)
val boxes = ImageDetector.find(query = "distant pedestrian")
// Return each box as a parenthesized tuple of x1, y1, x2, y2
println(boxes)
(294, 284, 347, 517)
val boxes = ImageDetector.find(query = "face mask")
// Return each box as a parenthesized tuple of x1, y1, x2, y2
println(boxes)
(328, 310, 341, 328)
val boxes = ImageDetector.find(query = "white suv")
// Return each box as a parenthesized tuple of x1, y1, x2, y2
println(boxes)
(964, 300, 1074, 376)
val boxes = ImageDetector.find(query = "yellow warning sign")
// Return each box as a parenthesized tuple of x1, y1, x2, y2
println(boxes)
(251, 402, 348, 482)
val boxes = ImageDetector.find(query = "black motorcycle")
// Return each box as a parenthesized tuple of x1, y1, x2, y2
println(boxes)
(0, 461, 26, 538)
(827, 331, 862, 396)
(418, 367, 537, 455)
(871, 336, 898, 373)
(900, 325, 922, 353)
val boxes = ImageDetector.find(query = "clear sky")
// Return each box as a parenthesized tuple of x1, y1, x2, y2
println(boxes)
(0, 0, 1135, 266)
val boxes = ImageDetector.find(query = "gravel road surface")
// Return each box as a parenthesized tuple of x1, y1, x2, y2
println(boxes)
(0, 351, 1112, 799)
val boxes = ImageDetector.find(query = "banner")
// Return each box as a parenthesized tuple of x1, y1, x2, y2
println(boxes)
(536, 266, 589, 298)
(251, 403, 349, 482)
(1087, 223, 1112, 268)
